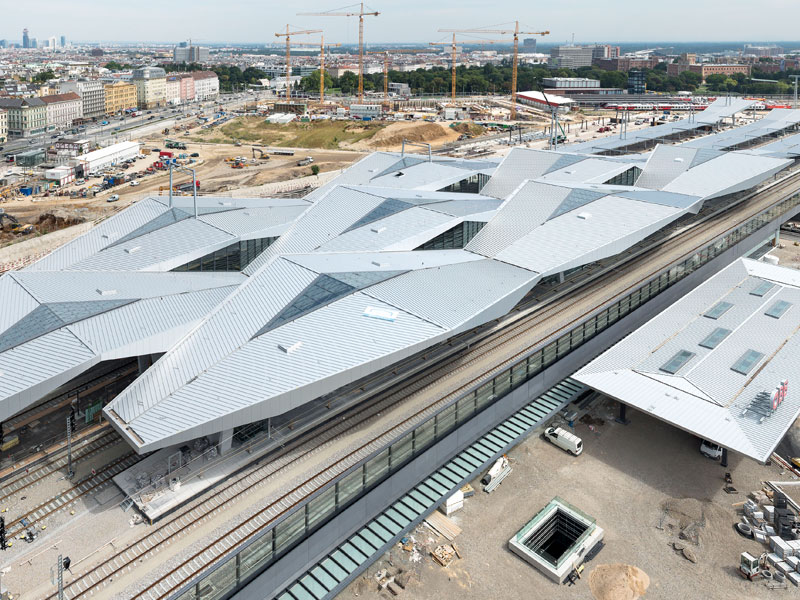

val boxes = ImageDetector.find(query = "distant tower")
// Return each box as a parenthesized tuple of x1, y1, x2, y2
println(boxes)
(22, 28, 29, 49)
(60, 35, 66, 47)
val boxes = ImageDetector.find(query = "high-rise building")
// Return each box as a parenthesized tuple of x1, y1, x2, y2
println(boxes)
(60, 35, 66, 47)
(22, 28, 29, 48)
(522, 38, 537, 53)
(173, 42, 210, 63)
(49, 36, 57, 50)
(0, 40, 7, 49)
(627, 70, 646, 94)
(548, 45, 594, 69)
(31, 38, 37, 49)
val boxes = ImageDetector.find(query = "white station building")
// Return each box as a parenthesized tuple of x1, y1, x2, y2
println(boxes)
(0, 101, 798, 461)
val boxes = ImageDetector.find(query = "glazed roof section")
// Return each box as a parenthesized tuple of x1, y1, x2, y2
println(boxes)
(681, 108, 800, 151)
(575, 259, 800, 463)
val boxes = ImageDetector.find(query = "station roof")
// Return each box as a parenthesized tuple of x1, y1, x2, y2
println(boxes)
(517, 90, 574, 106)
(575, 259, 800, 463)
(0, 136, 794, 454)
(566, 97, 756, 155)
(681, 108, 800, 150)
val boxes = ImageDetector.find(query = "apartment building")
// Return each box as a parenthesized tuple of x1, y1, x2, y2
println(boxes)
(0, 97, 48, 138)
(191, 71, 220, 100)
(41, 92, 83, 130)
(0, 109, 7, 144)
(104, 80, 137, 114)
(58, 79, 106, 118)
(132, 67, 167, 109)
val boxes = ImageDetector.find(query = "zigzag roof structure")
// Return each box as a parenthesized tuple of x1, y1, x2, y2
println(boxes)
(0, 129, 795, 454)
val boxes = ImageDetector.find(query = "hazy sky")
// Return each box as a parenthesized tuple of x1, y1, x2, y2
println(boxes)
(4, 0, 800, 45)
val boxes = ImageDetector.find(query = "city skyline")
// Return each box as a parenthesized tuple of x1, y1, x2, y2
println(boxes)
(3, 0, 800, 45)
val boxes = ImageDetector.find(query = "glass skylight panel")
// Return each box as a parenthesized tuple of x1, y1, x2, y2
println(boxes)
(765, 300, 792, 319)
(750, 281, 775, 297)
(731, 349, 765, 375)
(660, 350, 696, 374)
(699, 327, 731, 349)
(704, 301, 733, 320)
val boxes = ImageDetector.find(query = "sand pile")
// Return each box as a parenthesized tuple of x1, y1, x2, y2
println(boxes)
(367, 122, 456, 149)
(589, 564, 650, 600)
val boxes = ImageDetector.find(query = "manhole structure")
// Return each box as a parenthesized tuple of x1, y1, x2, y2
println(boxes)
(508, 496, 604, 583)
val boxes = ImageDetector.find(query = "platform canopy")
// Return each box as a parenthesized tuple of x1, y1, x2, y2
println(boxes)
(575, 258, 800, 463)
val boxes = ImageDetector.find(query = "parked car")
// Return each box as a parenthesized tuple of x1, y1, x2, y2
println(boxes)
(107, 194, 120, 202)
(700, 440, 722, 460)
(129, 180, 139, 186)
(543, 426, 583, 456)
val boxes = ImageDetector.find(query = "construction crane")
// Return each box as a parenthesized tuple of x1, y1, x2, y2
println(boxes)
(275, 26, 322, 100)
(292, 37, 342, 104)
(429, 35, 496, 102)
(298, 3, 379, 104)
(367, 49, 427, 108)
(440, 22, 548, 119)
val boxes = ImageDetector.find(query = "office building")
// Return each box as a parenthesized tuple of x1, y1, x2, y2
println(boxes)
(627, 69, 646, 94)
(22, 28, 29, 49)
(60, 35, 66, 47)
(522, 38, 537, 53)
(667, 62, 752, 80)
(173, 43, 210, 63)
(744, 44, 783, 58)
(548, 45, 594, 69)
(104, 81, 137, 114)
(132, 66, 167, 109)
(58, 79, 106, 118)
(595, 57, 660, 72)
(0, 109, 7, 144)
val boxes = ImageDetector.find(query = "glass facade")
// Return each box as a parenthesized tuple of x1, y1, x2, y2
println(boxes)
(415, 221, 485, 251)
(437, 173, 491, 194)
(605, 166, 642, 186)
(172, 237, 278, 272)
(172, 188, 800, 600)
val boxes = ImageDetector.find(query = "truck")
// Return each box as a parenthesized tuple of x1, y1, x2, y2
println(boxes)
(165, 139, 187, 150)
(159, 151, 174, 158)
(296, 156, 314, 167)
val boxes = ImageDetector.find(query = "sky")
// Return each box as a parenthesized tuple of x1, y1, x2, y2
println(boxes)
(3, 0, 800, 45)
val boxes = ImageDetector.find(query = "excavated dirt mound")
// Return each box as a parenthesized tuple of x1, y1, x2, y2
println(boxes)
(589, 564, 650, 600)
(366, 122, 459, 149)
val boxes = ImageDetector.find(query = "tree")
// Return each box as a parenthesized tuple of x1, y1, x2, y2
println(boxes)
(33, 70, 55, 83)
(103, 61, 132, 71)
(300, 70, 334, 94)
(311, 164, 320, 176)
(337, 71, 359, 95)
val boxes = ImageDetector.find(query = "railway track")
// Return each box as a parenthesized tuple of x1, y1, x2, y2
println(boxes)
(42, 169, 800, 600)
(0, 431, 120, 506)
(7, 452, 138, 539)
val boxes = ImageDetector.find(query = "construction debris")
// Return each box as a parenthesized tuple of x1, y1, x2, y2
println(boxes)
(431, 544, 456, 567)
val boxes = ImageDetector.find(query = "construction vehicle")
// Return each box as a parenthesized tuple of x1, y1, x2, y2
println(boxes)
(0, 209, 33, 234)
(165, 139, 187, 150)
(297, 156, 314, 167)
(298, 3, 379, 103)
(739, 552, 765, 580)
(252, 148, 270, 160)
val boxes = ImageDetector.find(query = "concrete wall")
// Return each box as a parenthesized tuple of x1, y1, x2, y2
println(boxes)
(230, 221, 781, 600)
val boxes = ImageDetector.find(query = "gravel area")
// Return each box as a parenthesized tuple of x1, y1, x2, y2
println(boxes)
(346, 399, 795, 600)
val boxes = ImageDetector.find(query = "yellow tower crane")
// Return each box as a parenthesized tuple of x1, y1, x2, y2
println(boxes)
(275, 26, 322, 100)
(292, 37, 343, 104)
(298, 3, 379, 104)
(429, 35, 496, 102)
(366, 49, 428, 109)
(440, 22, 548, 119)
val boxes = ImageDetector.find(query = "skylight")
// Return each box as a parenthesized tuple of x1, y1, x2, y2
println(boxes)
(750, 281, 775, 297)
(660, 350, 696, 374)
(765, 300, 792, 319)
(704, 301, 733, 320)
(731, 349, 765, 375)
(699, 327, 731, 349)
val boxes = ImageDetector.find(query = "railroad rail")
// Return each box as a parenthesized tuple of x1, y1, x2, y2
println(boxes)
(0, 431, 121, 506)
(7, 452, 138, 539)
(128, 171, 800, 599)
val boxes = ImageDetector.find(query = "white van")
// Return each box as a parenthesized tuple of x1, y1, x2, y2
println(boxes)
(544, 426, 583, 455)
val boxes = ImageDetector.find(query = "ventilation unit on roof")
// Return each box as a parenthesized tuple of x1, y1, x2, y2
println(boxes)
(394, 171, 405, 177)
(278, 341, 302, 354)
(218, 201, 233, 206)
(125, 246, 141, 254)
(370, 226, 386, 234)
(101, 231, 118, 240)
(96, 288, 118, 296)
(674, 157, 684, 162)
(371, 261, 387, 267)
(363, 306, 398, 322)
(577, 212, 591, 220)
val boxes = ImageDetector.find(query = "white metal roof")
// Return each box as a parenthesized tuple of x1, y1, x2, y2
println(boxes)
(575, 258, 800, 463)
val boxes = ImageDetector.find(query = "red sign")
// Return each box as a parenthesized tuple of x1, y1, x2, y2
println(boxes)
(771, 379, 789, 410)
